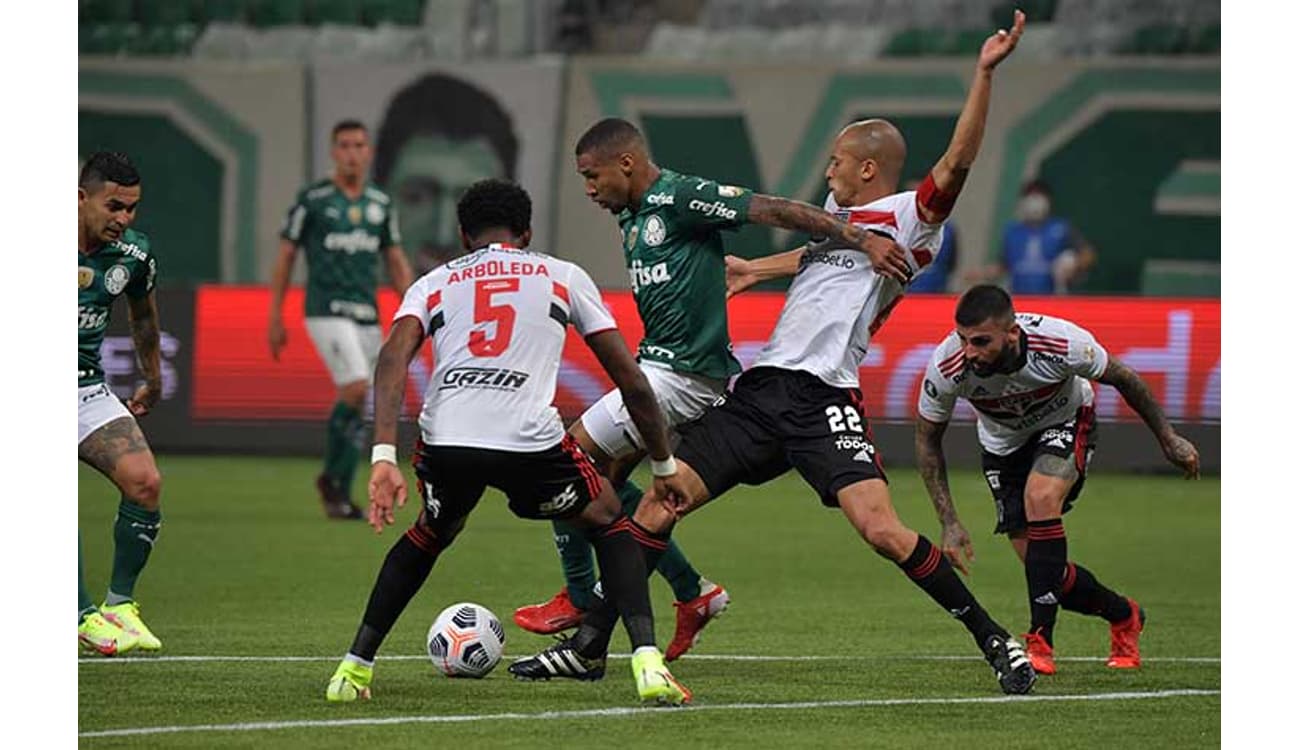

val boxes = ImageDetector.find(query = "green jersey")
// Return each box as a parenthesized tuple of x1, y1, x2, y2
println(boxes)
(618, 169, 753, 380)
(280, 179, 400, 324)
(78, 228, 157, 387)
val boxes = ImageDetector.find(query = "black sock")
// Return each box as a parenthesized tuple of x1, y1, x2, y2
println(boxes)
(1060, 561, 1133, 623)
(571, 518, 670, 658)
(1025, 519, 1068, 645)
(898, 535, 1007, 648)
(588, 516, 656, 649)
(349, 526, 442, 661)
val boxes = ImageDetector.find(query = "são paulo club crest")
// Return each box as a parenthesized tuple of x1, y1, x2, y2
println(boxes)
(103, 264, 130, 295)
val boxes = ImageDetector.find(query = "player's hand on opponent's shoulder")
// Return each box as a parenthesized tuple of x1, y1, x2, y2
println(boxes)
(724, 255, 759, 299)
(862, 234, 910, 283)
(940, 519, 976, 577)
(367, 462, 408, 533)
(1160, 431, 1200, 480)
(125, 382, 161, 417)
(268, 317, 288, 361)
(978, 9, 1025, 72)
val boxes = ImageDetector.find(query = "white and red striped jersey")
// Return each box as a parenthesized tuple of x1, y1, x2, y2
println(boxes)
(751, 190, 945, 388)
(394, 243, 617, 451)
(917, 313, 1110, 455)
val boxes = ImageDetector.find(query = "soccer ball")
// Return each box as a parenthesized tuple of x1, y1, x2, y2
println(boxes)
(426, 602, 506, 678)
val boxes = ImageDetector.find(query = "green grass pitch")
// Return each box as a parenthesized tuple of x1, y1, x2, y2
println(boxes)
(78, 456, 1219, 748)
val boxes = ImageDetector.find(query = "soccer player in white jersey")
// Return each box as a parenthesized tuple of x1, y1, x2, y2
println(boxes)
(915, 284, 1200, 675)
(511, 12, 1037, 696)
(325, 179, 693, 706)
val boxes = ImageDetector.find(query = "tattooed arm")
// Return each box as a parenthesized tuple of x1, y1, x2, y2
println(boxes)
(125, 291, 163, 417)
(746, 194, 911, 281)
(915, 417, 975, 575)
(1098, 358, 1200, 478)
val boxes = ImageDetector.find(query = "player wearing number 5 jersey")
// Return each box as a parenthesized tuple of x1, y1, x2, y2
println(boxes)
(512, 12, 1036, 696)
(326, 179, 693, 706)
(915, 285, 1200, 675)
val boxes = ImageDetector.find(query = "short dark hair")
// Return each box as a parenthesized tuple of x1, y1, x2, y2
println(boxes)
(1021, 178, 1052, 198)
(457, 179, 532, 240)
(575, 117, 645, 158)
(79, 152, 140, 191)
(955, 284, 1015, 327)
(331, 119, 368, 142)
(372, 74, 519, 187)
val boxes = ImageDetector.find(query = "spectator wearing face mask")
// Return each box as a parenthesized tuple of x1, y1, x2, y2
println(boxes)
(968, 179, 1097, 294)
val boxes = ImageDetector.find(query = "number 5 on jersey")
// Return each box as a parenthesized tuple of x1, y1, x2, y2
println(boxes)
(469, 278, 518, 357)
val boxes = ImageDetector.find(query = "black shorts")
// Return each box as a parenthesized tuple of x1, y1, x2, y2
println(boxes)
(676, 367, 887, 508)
(980, 405, 1098, 535)
(410, 434, 603, 538)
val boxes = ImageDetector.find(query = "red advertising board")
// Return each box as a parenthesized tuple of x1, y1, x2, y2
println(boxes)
(193, 287, 1220, 424)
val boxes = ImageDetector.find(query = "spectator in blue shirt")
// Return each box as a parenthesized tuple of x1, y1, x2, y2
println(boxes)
(970, 179, 1096, 294)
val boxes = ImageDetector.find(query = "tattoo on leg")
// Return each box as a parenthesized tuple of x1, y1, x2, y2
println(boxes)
(79, 417, 150, 475)
(1032, 454, 1079, 481)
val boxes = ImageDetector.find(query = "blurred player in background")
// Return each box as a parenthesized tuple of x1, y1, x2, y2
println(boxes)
(78, 152, 166, 656)
(511, 12, 1036, 696)
(512, 116, 915, 661)
(268, 120, 415, 520)
(915, 284, 1199, 674)
(326, 179, 692, 706)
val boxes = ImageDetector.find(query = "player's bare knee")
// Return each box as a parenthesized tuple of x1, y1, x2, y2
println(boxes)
(861, 520, 911, 560)
(124, 467, 162, 509)
(1023, 486, 1064, 521)
(339, 381, 368, 409)
(631, 498, 674, 535)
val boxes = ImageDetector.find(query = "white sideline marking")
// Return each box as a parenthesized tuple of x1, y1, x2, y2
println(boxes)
(79, 689, 1221, 739)
(78, 652, 1222, 665)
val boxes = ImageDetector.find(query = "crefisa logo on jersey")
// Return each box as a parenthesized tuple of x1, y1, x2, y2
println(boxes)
(629, 259, 672, 292)
(103, 265, 130, 295)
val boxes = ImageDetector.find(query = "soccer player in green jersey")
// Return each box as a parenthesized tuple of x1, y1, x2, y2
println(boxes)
(77, 152, 166, 656)
(268, 120, 415, 520)
(513, 117, 911, 663)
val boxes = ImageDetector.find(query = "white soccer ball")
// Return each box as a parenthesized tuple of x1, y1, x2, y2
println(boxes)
(426, 602, 506, 678)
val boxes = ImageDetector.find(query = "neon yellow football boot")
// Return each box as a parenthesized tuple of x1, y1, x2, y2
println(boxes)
(326, 658, 373, 702)
(79, 611, 138, 656)
(631, 647, 691, 706)
(101, 601, 162, 652)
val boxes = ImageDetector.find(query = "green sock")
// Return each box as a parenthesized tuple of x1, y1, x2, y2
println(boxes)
(79, 531, 96, 623)
(551, 518, 597, 610)
(324, 401, 362, 495)
(107, 499, 162, 603)
(617, 480, 702, 602)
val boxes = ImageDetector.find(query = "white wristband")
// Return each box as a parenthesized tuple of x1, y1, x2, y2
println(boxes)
(650, 456, 677, 477)
(371, 444, 397, 466)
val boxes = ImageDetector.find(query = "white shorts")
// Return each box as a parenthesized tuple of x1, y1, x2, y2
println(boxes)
(304, 317, 383, 387)
(580, 363, 727, 459)
(78, 383, 134, 445)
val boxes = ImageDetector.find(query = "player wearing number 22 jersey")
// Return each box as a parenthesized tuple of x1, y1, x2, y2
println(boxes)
(326, 179, 693, 706)
(512, 13, 1039, 697)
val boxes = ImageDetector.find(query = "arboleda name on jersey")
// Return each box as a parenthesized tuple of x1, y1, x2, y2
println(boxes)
(446, 259, 549, 284)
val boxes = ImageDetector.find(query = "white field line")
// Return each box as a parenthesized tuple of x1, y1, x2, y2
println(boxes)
(78, 652, 1222, 665)
(79, 689, 1221, 739)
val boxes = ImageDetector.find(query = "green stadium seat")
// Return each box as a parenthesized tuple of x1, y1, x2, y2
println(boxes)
(248, 0, 307, 27)
(202, 0, 250, 23)
(945, 28, 988, 55)
(361, 0, 425, 26)
(137, 0, 197, 26)
(82, 0, 134, 24)
(311, 0, 363, 25)
(1125, 24, 1190, 55)
(882, 28, 930, 57)
(1189, 24, 1219, 54)
(126, 25, 185, 55)
(80, 22, 141, 55)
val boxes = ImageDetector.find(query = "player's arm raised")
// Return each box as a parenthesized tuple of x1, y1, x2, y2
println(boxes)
(367, 316, 424, 532)
(125, 290, 163, 417)
(915, 417, 974, 575)
(1098, 359, 1200, 479)
(267, 238, 298, 361)
(585, 330, 687, 501)
(917, 10, 1024, 226)
(747, 195, 910, 281)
